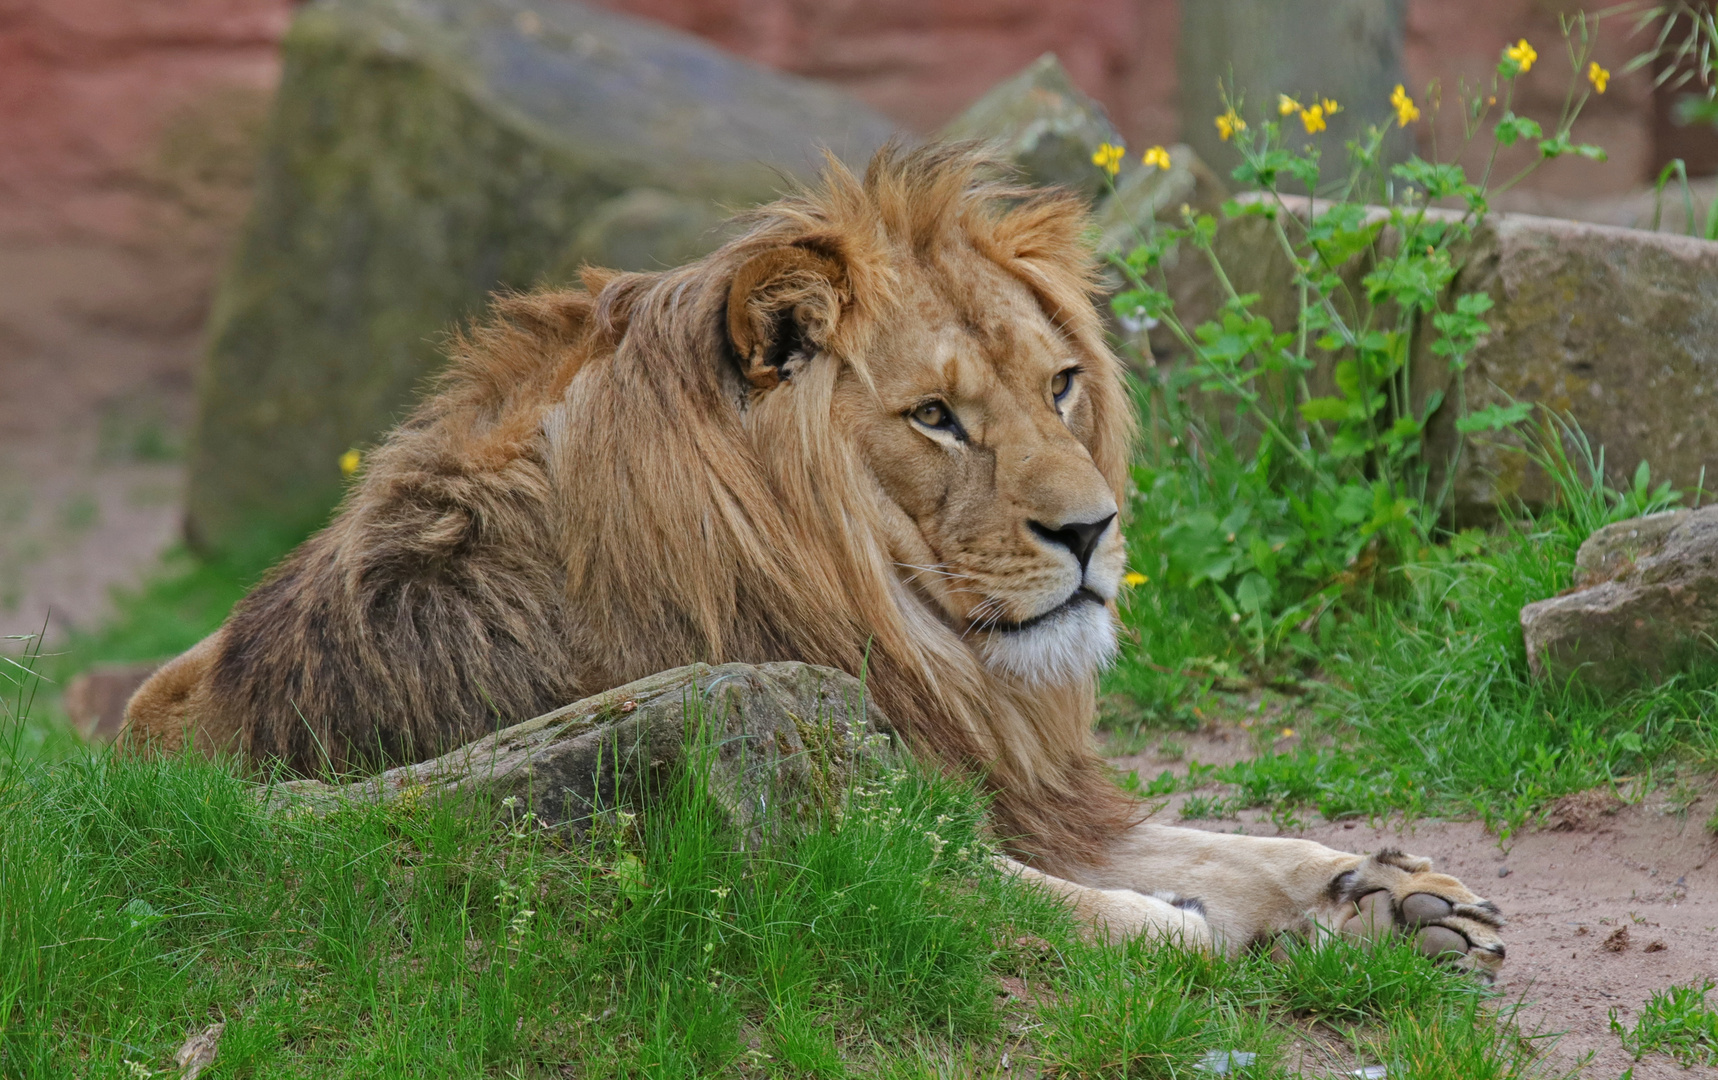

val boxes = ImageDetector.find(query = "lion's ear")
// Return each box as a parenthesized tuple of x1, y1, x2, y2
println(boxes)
(726, 246, 848, 390)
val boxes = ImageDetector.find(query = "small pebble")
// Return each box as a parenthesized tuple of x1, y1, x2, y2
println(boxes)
(1194, 1049, 1257, 1074)
(1497, 866, 1511, 878)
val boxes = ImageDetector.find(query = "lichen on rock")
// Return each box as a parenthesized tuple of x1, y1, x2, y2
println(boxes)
(1521, 506, 1718, 693)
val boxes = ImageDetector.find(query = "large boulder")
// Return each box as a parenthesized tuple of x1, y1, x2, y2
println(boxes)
(1178, 0, 1411, 182)
(1521, 508, 1718, 693)
(1091, 144, 1227, 258)
(268, 661, 896, 834)
(939, 53, 1122, 203)
(185, 0, 897, 557)
(1172, 197, 1718, 516)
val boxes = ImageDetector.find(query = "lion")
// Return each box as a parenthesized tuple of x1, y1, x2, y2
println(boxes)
(125, 143, 1505, 973)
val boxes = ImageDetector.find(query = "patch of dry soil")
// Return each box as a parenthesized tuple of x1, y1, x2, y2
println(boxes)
(1111, 736, 1718, 1078)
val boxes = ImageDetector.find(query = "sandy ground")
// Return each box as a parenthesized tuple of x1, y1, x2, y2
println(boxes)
(1112, 732, 1718, 1079)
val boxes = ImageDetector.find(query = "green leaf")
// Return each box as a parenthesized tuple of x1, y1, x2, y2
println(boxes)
(1298, 397, 1353, 422)
(1455, 293, 1495, 317)
(1453, 400, 1533, 433)
(1333, 359, 1361, 399)
(1235, 572, 1272, 613)
(1334, 484, 1373, 524)
(1493, 111, 1543, 147)
(1224, 198, 1277, 218)
(123, 898, 166, 933)
(1390, 159, 1469, 200)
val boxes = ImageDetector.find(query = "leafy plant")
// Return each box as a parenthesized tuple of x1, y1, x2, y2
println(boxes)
(1104, 27, 1611, 660)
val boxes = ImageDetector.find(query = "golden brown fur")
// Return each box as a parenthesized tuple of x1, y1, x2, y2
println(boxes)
(126, 145, 1509, 971)
(128, 144, 1137, 869)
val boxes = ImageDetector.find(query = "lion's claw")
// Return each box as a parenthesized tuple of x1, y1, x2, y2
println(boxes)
(1330, 850, 1506, 978)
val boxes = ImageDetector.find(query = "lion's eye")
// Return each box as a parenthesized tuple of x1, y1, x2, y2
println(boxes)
(912, 401, 951, 428)
(1051, 369, 1075, 403)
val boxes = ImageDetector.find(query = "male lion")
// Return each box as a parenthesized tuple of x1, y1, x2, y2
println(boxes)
(126, 144, 1504, 972)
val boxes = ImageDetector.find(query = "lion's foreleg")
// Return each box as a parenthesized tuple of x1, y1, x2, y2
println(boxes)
(1057, 824, 1506, 976)
(994, 855, 1215, 949)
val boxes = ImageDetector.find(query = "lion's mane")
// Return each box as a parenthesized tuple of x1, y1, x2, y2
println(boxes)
(130, 144, 1138, 870)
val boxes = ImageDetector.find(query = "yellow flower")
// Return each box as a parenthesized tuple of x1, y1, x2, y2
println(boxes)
(1320, 97, 1342, 115)
(339, 448, 362, 477)
(1390, 84, 1421, 128)
(1124, 571, 1148, 587)
(1141, 145, 1171, 171)
(1588, 61, 1609, 94)
(1214, 108, 1246, 141)
(1299, 104, 1327, 133)
(1278, 94, 1301, 116)
(1504, 38, 1537, 74)
(1279, 727, 1297, 739)
(1090, 141, 1125, 176)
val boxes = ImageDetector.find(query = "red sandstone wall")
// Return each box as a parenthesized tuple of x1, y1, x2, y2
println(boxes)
(1404, 2, 1657, 199)
(0, 0, 1690, 244)
(0, 0, 293, 242)
(589, 0, 1181, 148)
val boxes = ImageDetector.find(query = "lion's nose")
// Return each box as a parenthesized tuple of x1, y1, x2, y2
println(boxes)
(1028, 513, 1115, 570)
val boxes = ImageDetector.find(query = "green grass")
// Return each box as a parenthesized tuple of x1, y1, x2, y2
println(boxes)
(15, 537, 289, 758)
(0, 669, 1559, 1078)
(1611, 979, 1718, 1068)
(8, 394, 1715, 1073)
(1104, 414, 1718, 839)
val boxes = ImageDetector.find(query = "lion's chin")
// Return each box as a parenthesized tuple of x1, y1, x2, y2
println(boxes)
(976, 599, 1118, 686)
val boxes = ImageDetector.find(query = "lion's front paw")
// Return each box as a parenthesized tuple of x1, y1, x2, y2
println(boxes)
(1327, 849, 1506, 979)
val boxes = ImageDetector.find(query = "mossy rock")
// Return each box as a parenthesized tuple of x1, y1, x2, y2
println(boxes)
(939, 53, 1121, 203)
(1165, 196, 1718, 518)
(267, 661, 898, 836)
(185, 0, 896, 557)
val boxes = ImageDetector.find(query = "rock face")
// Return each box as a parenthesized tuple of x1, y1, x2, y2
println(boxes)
(940, 53, 1122, 203)
(1431, 215, 1718, 513)
(267, 662, 895, 834)
(1521, 508, 1718, 693)
(184, 0, 896, 557)
(1090, 143, 1226, 257)
(1178, 0, 1410, 182)
(1176, 198, 1718, 516)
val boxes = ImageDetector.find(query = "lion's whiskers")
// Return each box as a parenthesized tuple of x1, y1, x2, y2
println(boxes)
(894, 561, 975, 585)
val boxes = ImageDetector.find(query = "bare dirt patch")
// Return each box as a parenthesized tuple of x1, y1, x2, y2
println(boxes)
(1110, 725, 1718, 1078)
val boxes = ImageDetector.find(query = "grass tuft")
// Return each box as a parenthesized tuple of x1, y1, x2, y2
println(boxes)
(1611, 979, 1718, 1067)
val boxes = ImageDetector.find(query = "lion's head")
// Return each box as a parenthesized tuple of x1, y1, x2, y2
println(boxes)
(718, 159, 1132, 689)
(126, 143, 1138, 867)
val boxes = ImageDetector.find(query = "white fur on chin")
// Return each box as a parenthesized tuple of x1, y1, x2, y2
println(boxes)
(977, 601, 1117, 685)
